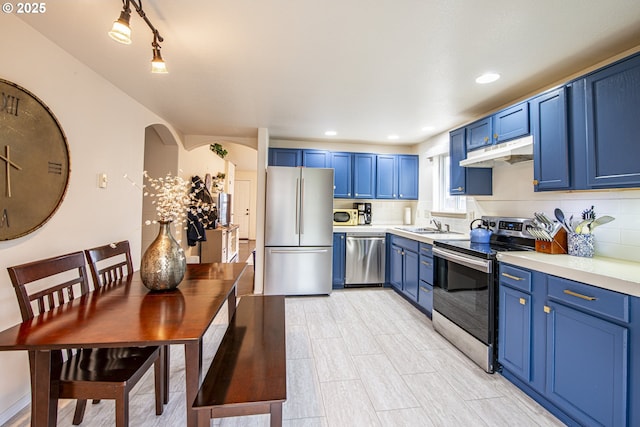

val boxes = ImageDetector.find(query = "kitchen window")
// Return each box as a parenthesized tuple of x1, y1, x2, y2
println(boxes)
(434, 154, 466, 213)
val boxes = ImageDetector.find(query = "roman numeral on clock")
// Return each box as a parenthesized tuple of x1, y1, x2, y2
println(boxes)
(48, 162, 63, 175)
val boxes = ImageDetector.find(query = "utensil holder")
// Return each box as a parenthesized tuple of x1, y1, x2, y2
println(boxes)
(568, 233, 594, 258)
(535, 228, 567, 254)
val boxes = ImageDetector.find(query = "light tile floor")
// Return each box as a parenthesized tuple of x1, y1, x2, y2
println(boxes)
(4, 288, 566, 426)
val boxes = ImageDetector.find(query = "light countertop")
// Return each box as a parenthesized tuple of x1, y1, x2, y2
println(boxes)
(332, 225, 469, 244)
(333, 225, 640, 298)
(497, 252, 640, 298)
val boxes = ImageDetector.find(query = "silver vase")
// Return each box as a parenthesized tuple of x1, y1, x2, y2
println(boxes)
(140, 221, 186, 291)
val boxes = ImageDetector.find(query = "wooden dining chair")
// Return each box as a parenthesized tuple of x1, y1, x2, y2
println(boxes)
(84, 240, 169, 403)
(7, 251, 165, 427)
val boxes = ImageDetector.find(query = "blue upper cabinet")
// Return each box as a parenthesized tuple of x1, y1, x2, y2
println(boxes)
(353, 153, 376, 198)
(330, 151, 353, 198)
(268, 148, 301, 166)
(466, 117, 493, 151)
(531, 88, 571, 191)
(493, 102, 529, 143)
(583, 53, 640, 189)
(302, 149, 330, 168)
(376, 154, 419, 200)
(375, 154, 398, 199)
(397, 155, 419, 199)
(450, 128, 492, 195)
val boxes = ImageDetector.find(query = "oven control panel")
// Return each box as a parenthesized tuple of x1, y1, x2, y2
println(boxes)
(483, 216, 535, 239)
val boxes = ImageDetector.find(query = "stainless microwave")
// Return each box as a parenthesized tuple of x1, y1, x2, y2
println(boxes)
(333, 209, 359, 226)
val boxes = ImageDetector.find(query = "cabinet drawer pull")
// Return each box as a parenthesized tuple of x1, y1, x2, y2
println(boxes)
(544, 305, 551, 314)
(420, 286, 431, 293)
(563, 289, 597, 301)
(501, 272, 524, 281)
(421, 261, 431, 267)
(519, 297, 526, 305)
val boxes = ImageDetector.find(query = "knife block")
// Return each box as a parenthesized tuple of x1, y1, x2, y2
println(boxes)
(535, 228, 568, 254)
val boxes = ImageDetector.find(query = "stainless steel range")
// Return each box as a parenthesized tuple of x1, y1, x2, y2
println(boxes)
(431, 216, 536, 373)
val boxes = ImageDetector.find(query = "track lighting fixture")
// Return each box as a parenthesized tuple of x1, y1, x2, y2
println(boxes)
(108, 0, 167, 73)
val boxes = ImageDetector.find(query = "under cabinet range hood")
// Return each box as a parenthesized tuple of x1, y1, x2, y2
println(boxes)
(459, 135, 533, 168)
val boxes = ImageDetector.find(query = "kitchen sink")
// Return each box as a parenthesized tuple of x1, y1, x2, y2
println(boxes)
(395, 226, 461, 235)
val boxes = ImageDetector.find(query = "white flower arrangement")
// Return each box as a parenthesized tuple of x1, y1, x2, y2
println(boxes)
(124, 172, 216, 232)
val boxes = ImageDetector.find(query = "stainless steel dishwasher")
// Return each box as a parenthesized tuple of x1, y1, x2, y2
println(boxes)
(345, 232, 386, 286)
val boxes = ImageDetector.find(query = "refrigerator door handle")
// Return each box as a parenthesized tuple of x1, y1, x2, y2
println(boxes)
(269, 248, 330, 255)
(295, 178, 300, 235)
(300, 178, 305, 235)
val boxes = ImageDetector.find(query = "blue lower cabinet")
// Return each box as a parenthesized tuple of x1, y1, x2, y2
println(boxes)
(417, 281, 433, 314)
(402, 249, 419, 299)
(498, 263, 638, 427)
(498, 284, 532, 382)
(546, 302, 628, 427)
(332, 233, 346, 288)
(389, 244, 404, 290)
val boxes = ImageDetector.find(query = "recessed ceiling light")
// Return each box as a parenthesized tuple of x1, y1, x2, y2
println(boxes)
(387, 135, 399, 140)
(324, 130, 337, 136)
(475, 73, 501, 84)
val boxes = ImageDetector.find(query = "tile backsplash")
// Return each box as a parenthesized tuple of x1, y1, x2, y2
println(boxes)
(429, 160, 640, 263)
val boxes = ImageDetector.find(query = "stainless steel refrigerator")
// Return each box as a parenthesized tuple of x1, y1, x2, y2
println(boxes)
(264, 166, 334, 295)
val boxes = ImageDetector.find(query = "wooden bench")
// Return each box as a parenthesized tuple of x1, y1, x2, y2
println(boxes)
(193, 295, 286, 427)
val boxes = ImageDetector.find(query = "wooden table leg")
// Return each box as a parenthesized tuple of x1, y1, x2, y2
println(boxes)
(227, 285, 237, 322)
(33, 350, 58, 427)
(184, 340, 202, 427)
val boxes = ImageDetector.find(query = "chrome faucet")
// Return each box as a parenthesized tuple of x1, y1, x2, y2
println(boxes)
(431, 218, 442, 231)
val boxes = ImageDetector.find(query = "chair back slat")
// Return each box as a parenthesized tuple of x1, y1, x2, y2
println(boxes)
(85, 241, 134, 288)
(7, 252, 90, 321)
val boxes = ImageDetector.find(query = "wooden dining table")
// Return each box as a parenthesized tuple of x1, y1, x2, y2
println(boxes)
(0, 262, 248, 427)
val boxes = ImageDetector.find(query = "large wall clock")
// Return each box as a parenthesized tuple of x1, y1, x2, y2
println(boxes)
(0, 78, 70, 240)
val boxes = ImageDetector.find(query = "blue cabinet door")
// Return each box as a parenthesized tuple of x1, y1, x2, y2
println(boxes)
(450, 128, 492, 195)
(403, 249, 419, 300)
(303, 150, 330, 168)
(493, 102, 530, 143)
(268, 148, 302, 166)
(330, 152, 353, 198)
(375, 155, 398, 199)
(397, 155, 419, 199)
(353, 153, 376, 198)
(584, 53, 640, 188)
(546, 301, 628, 427)
(389, 244, 404, 290)
(466, 117, 493, 151)
(332, 233, 346, 288)
(498, 285, 532, 382)
(450, 128, 467, 195)
(531, 88, 570, 191)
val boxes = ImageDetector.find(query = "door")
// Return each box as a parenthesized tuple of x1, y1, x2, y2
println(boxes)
(546, 302, 628, 427)
(531, 88, 570, 191)
(299, 168, 333, 247)
(498, 285, 532, 381)
(264, 246, 332, 295)
(265, 167, 300, 246)
(376, 154, 397, 199)
(234, 180, 251, 239)
(330, 152, 352, 198)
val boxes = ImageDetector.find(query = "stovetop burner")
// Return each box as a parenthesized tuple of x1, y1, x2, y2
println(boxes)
(434, 216, 536, 259)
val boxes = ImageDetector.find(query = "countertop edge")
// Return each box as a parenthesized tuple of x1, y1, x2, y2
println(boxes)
(497, 252, 640, 298)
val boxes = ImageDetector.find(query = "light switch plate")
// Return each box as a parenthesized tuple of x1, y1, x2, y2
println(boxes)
(98, 173, 108, 189)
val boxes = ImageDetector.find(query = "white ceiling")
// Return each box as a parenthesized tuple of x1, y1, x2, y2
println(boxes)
(19, 0, 640, 145)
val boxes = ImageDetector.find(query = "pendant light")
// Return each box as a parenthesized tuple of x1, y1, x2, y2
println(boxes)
(108, 0, 168, 73)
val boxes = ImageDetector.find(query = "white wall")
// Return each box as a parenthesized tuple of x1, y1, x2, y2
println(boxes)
(0, 17, 183, 422)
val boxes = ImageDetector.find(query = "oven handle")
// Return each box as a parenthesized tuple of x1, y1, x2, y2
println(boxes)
(432, 246, 493, 274)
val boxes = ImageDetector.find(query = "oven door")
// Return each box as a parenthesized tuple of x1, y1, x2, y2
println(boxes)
(432, 246, 495, 346)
